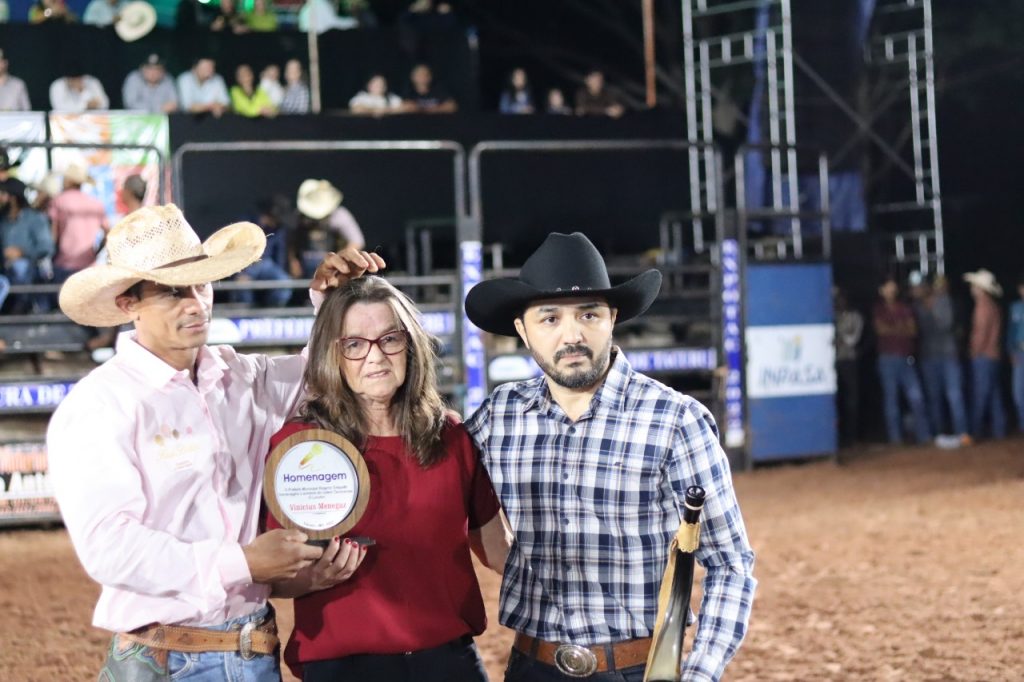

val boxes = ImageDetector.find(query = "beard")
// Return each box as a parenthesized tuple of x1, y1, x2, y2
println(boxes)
(531, 338, 613, 390)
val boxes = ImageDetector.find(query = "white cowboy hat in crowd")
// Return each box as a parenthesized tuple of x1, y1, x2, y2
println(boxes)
(297, 179, 343, 221)
(59, 204, 265, 327)
(963, 268, 1003, 297)
(63, 163, 91, 186)
(115, 1, 158, 43)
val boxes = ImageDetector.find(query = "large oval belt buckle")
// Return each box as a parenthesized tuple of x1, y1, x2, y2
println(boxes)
(553, 644, 598, 678)
(238, 621, 257, 660)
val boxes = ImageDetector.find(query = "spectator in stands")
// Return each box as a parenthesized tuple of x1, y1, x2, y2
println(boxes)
(29, 0, 75, 23)
(119, 173, 146, 215)
(292, 179, 365, 278)
(1, 178, 53, 314)
(545, 87, 572, 115)
(32, 172, 61, 214)
(0, 274, 8, 318)
(401, 63, 457, 113)
(299, 0, 358, 34)
(910, 272, 970, 446)
(177, 57, 230, 117)
(349, 73, 402, 116)
(260, 64, 284, 109)
(82, 0, 120, 26)
(245, 0, 278, 31)
(231, 63, 276, 118)
(49, 164, 109, 282)
(833, 286, 863, 447)
(498, 67, 534, 114)
(122, 54, 178, 114)
(873, 275, 931, 445)
(50, 70, 110, 112)
(1008, 275, 1024, 432)
(964, 268, 1007, 439)
(210, 0, 249, 33)
(0, 49, 31, 111)
(280, 59, 310, 114)
(575, 69, 625, 118)
(233, 198, 293, 308)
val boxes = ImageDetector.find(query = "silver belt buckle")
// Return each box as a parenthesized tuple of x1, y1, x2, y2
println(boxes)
(238, 621, 257, 660)
(553, 643, 598, 678)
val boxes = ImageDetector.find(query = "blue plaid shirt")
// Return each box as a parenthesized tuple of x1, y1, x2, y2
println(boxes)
(465, 350, 756, 681)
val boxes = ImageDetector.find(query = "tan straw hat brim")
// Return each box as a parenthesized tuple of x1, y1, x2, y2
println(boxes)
(116, 2, 158, 42)
(60, 221, 265, 327)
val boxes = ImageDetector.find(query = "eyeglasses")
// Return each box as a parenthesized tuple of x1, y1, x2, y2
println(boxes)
(336, 330, 410, 360)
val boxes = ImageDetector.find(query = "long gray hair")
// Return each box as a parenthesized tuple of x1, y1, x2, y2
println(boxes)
(298, 276, 448, 466)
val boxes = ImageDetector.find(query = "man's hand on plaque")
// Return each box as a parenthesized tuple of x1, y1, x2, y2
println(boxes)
(311, 248, 386, 292)
(243, 529, 324, 583)
(308, 536, 369, 591)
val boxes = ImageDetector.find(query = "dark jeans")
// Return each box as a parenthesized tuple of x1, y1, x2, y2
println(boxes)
(970, 356, 1007, 439)
(302, 636, 487, 682)
(877, 354, 931, 444)
(1013, 352, 1024, 430)
(503, 650, 645, 682)
(919, 356, 969, 435)
(835, 358, 860, 445)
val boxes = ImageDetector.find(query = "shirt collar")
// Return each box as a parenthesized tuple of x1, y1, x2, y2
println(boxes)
(519, 346, 632, 415)
(114, 331, 227, 391)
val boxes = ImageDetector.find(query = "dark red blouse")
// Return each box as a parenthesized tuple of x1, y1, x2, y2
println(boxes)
(265, 419, 500, 676)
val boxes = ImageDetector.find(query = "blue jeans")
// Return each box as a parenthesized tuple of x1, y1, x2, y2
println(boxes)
(166, 606, 280, 681)
(0, 273, 8, 310)
(233, 258, 293, 307)
(5, 257, 50, 313)
(1013, 353, 1024, 431)
(504, 649, 644, 682)
(877, 354, 931, 444)
(970, 357, 1007, 439)
(919, 356, 969, 435)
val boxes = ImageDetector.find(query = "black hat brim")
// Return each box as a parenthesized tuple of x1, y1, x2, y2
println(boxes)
(466, 269, 662, 336)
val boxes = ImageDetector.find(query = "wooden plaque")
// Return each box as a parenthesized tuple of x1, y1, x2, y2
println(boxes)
(263, 429, 371, 540)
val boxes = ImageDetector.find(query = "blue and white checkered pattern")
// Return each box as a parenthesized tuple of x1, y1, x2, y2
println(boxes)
(466, 351, 756, 681)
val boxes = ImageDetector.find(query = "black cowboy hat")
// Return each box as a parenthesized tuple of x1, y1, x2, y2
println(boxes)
(465, 232, 662, 337)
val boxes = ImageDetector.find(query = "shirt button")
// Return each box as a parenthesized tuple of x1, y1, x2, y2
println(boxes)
(562, 472, 569, 480)
(562, 517, 569, 525)
(567, 426, 576, 434)
(566, 608, 574, 616)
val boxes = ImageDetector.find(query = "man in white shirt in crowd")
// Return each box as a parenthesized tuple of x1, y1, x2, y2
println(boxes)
(82, 0, 121, 26)
(0, 49, 31, 111)
(123, 53, 178, 113)
(177, 56, 230, 117)
(49, 69, 110, 112)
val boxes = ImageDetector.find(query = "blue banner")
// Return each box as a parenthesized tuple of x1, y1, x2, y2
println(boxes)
(460, 241, 487, 416)
(488, 347, 717, 384)
(0, 382, 75, 411)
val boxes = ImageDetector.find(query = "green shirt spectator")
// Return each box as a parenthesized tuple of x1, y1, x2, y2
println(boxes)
(245, 0, 277, 31)
(230, 64, 276, 117)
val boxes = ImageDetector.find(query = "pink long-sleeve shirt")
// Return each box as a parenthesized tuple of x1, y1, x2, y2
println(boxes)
(47, 332, 307, 631)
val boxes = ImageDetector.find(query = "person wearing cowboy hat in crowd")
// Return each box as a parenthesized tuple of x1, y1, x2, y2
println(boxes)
(460, 232, 755, 681)
(0, 177, 53, 314)
(291, 178, 365, 279)
(122, 54, 179, 114)
(48, 163, 108, 283)
(1007, 274, 1024, 433)
(47, 204, 385, 680)
(964, 268, 1007, 440)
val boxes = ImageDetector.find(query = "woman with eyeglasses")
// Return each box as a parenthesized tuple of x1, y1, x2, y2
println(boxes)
(265, 275, 510, 681)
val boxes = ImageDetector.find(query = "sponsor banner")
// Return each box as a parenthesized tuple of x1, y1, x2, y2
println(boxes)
(0, 382, 76, 411)
(48, 112, 169, 222)
(0, 443, 59, 521)
(721, 239, 745, 448)
(0, 112, 48, 189)
(461, 241, 487, 415)
(216, 311, 455, 345)
(488, 347, 718, 384)
(745, 324, 836, 399)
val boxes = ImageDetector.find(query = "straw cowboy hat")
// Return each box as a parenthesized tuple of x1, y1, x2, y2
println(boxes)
(963, 268, 1003, 297)
(465, 232, 662, 337)
(59, 205, 265, 327)
(63, 163, 91, 186)
(115, 1, 158, 42)
(297, 179, 343, 221)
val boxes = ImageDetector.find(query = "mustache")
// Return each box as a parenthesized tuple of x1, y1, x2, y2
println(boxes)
(554, 344, 593, 362)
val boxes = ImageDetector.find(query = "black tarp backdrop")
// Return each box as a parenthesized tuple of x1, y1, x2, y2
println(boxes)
(171, 110, 692, 269)
(0, 23, 476, 112)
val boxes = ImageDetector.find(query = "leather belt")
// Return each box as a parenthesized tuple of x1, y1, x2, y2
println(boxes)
(513, 632, 652, 677)
(120, 616, 279, 660)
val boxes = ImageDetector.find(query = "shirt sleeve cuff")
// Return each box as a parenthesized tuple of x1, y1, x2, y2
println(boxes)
(309, 288, 325, 314)
(680, 653, 724, 682)
(217, 542, 253, 589)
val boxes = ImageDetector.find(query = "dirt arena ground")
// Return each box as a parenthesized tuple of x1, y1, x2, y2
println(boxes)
(1, 439, 1021, 681)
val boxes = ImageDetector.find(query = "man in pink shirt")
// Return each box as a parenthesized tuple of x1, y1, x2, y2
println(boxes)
(49, 163, 109, 281)
(47, 204, 384, 680)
